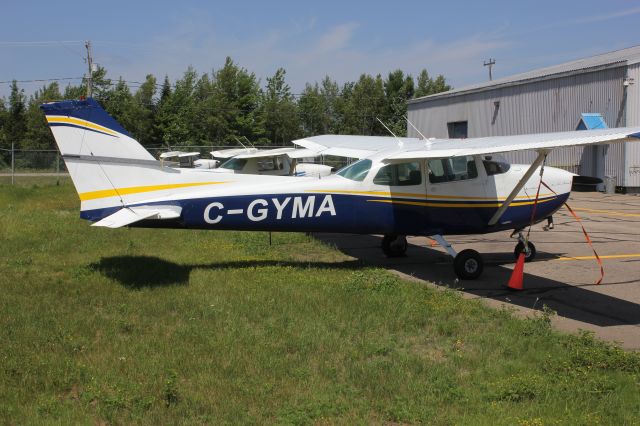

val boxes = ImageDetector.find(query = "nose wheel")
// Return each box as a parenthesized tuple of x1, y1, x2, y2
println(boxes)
(512, 230, 537, 262)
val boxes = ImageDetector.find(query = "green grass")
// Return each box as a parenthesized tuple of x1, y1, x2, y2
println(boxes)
(1, 180, 639, 425)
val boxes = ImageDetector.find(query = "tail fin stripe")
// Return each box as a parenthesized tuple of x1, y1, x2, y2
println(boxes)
(78, 181, 229, 201)
(47, 116, 119, 137)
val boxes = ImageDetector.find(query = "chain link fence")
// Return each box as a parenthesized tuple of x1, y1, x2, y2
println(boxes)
(0, 145, 352, 184)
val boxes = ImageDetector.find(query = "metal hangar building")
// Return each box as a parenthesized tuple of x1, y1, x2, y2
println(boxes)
(407, 46, 640, 191)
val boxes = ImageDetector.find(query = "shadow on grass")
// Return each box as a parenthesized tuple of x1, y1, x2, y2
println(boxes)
(90, 256, 192, 288)
(90, 255, 364, 289)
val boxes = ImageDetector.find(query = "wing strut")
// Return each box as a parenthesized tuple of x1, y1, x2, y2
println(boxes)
(488, 149, 550, 226)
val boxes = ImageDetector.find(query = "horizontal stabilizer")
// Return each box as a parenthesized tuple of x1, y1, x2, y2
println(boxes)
(92, 205, 182, 228)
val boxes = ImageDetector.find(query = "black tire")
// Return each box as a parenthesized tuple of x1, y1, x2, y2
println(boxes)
(382, 235, 408, 257)
(514, 241, 536, 262)
(454, 249, 484, 280)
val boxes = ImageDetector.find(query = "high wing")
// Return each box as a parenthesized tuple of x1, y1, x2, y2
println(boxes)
(92, 205, 182, 228)
(210, 148, 258, 158)
(384, 127, 640, 160)
(293, 135, 417, 158)
(293, 128, 640, 160)
(232, 147, 320, 159)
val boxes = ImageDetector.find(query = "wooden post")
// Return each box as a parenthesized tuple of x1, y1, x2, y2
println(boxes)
(11, 142, 15, 185)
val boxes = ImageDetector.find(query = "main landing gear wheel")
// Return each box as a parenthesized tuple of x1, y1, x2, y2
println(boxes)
(382, 235, 408, 257)
(454, 249, 484, 280)
(514, 241, 536, 262)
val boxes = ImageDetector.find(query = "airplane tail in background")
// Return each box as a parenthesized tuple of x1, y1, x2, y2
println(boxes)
(40, 98, 223, 223)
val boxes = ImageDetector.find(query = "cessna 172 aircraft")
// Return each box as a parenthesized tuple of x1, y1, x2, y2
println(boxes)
(211, 147, 333, 177)
(158, 146, 332, 177)
(41, 98, 640, 279)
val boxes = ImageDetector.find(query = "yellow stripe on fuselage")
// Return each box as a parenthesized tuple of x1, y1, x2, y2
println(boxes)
(46, 116, 119, 137)
(305, 189, 556, 202)
(366, 197, 557, 208)
(79, 181, 228, 201)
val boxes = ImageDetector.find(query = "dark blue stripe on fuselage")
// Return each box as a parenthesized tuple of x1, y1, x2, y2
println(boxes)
(80, 193, 569, 236)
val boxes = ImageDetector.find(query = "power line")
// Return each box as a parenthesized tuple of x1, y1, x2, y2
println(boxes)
(0, 40, 84, 46)
(0, 77, 83, 84)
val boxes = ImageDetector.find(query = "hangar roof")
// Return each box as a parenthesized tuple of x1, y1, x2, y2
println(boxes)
(409, 45, 640, 104)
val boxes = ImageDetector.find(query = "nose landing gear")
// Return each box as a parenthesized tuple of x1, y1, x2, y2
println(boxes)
(379, 231, 539, 281)
(513, 231, 536, 262)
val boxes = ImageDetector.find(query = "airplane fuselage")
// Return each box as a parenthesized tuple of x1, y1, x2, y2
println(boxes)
(78, 157, 572, 237)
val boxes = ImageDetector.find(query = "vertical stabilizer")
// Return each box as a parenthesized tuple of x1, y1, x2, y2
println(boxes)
(40, 98, 154, 160)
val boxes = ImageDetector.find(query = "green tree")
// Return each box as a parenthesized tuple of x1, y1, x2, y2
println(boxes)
(431, 75, 451, 94)
(62, 65, 112, 100)
(0, 99, 8, 151)
(23, 82, 61, 151)
(320, 76, 341, 134)
(262, 68, 299, 145)
(384, 70, 415, 136)
(298, 83, 325, 136)
(128, 74, 158, 146)
(159, 75, 172, 106)
(101, 77, 134, 130)
(155, 67, 198, 147)
(340, 74, 386, 135)
(414, 69, 451, 98)
(6, 81, 26, 148)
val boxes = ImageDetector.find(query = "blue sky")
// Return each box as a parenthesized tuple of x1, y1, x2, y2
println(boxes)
(1, 0, 639, 98)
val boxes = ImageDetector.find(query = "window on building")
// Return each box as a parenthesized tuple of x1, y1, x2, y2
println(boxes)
(428, 156, 478, 183)
(373, 162, 422, 186)
(447, 121, 468, 138)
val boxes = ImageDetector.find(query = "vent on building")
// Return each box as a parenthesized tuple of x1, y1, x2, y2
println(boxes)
(576, 113, 608, 130)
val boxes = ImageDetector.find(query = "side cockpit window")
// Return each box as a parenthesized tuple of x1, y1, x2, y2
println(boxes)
(373, 162, 422, 186)
(428, 156, 478, 183)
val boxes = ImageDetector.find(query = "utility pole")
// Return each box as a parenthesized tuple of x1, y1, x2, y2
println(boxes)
(85, 40, 93, 98)
(483, 58, 496, 81)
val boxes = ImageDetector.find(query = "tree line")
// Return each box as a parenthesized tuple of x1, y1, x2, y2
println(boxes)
(0, 57, 450, 156)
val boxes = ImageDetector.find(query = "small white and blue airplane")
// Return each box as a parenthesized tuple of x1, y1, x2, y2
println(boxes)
(41, 98, 640, 279)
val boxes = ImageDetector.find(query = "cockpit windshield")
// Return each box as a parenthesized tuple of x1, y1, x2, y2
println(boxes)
(336, 159, 372, 181)
(219, 158, 248, 171)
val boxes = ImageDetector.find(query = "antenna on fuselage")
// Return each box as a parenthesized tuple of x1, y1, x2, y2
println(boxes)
(375, 117, 403, 147)
(242, 136, 256, 149)
(233, 136, 248, 149)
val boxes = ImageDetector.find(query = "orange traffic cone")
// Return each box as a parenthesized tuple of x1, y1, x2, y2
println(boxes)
(507, 252, 526, 290)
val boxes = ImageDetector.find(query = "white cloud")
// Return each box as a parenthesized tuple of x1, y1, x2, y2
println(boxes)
(316, 23, 357, 53)
(85, 17, 511, 95)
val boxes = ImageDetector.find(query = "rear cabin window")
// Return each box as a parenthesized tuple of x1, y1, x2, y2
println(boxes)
(258, 156, 285, 172)
(482, 155, 511, 176)
(336, 159, 372, 181)
(428, 156, 478, 183)
(373, 162, 422, 186)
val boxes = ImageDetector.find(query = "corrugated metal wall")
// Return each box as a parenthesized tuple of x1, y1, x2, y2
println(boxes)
(625, 63, 640, 187)
(407, 66, 628, 184)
